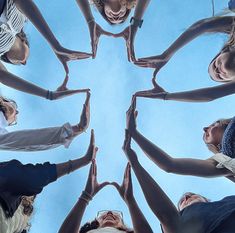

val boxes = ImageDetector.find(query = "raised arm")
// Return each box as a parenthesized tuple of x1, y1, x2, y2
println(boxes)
(135, 77, 235, 102)
(0, 62, 89, 100)
(122, 131, 180, 233)
(112, 163, 153, 233)
(58, 160, 109, 233)
(13, 0, 91, 73)
(135, 16, 235, 71)
(126, 103, 232, 177)
(75, 0, 113, 58)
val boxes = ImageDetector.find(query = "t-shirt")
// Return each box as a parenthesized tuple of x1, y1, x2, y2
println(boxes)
(162, 196, 235, 233)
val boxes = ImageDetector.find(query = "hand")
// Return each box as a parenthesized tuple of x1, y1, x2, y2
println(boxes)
(135, 77, 167, 99)
(111, 163, 134, 203)
(83, 129, 97, 164)
(122, 129, 138, 163)
(134, 53, 169, 76)
(77, 92, 91, 132)
(113, 25, 138, 62)
(51, 75, 90, 100)
(88, 21, 114, 58)
(54, 45, 92, 74)
(126, 96, 138, 134)
(84, 160, 110, 197)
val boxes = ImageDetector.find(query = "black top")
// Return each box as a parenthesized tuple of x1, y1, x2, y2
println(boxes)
(0, 159, 57, 218)
(161, 196, 235, 233)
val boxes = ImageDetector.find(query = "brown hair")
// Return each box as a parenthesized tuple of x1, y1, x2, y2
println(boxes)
(21, 196, 35, 216)
(206, 118, 232, 153)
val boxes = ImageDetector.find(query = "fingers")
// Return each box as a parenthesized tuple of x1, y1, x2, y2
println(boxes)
(100, 28, 115, 37)
(152, 76, 157, 87)
(133, 61, 150, 68)
(123, 129, 131, 150)
(85, 91, 91, 105)
(153, 68, 158, 78)
(62, 60, 69, 75)
(131, 95, 136, 110)
(93, 147, 98, 160)
(90, 129, 95, 146)
(72, 88, 91, 93)
(110, 182, 121, 191)
(99, 181, 110, 190)
(62, 74, 69, 88)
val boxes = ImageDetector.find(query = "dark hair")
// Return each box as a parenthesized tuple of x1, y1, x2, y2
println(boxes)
(0, 30, 29, 64)
(79, 219, 134, 233)
(91, 0, 132, 25)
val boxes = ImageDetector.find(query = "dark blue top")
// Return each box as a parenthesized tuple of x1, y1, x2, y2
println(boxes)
(0, 159, 57, 218)
(162, 196, 235, 233)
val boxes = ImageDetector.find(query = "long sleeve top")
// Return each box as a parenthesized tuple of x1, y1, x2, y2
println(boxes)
(0, 112, 74, 151)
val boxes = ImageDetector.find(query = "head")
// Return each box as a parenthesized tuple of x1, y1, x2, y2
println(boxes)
(21, 195, 35, 216)
(0, 30, 29, 65)
(177, 192, 210, 211)
(91, 0, 136, 24)
(203, 118, 232, 153)
(79, 210, 133, 233)
(0, 97, 18, 126)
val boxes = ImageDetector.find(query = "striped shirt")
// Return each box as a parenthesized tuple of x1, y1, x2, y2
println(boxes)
(0, 0, 27, 56)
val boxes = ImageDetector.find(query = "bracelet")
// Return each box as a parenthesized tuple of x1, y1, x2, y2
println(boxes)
(46, 90, 53, 100)
(67, 160, 73, 174)
(87, 18, 95, 24)
(79, 197, 90, 205)
(130, 17, 143, 28)
(82, 190, 93, 200)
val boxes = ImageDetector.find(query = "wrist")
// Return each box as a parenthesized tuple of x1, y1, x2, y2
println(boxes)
(130, 17, 143, 28)
(79, 190, 93, 205)
(46, 90, 53, 100)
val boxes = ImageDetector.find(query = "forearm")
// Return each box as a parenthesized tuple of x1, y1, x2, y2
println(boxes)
(133, 0, 151, 20)
(56, 157, 88, 178)
(132, 130, 173, 172)
(165, 82, 235, 102)
(0, 70, 48, 98)
(75, 0, 94, 22)
(58, 198, 87, 233)
(162, 17, 234, 59)
(127, 197, 153, 233)
(14, 0, 60, 49)
(130, 159, 180, 230)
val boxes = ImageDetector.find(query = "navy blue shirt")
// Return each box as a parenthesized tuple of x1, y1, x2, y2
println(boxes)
(162, 196, 235, 233)
(0, 159, 57, 218)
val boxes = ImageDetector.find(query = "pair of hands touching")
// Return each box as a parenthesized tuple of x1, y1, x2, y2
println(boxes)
(88, 21, 138, 62)
(81, 129, 135, 203)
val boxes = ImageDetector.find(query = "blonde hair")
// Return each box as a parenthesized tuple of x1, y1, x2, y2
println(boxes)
(206, 118, 232, 153)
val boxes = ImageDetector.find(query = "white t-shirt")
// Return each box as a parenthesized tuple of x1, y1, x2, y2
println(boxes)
(88, 227, 126, 233)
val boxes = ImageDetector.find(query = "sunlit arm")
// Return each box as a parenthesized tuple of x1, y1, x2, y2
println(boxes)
(75, 0, 94, 23)
(165, 81, 235, 102)
(162, 16, 234, 60)
(126, 196, 153, 233)
(133, 0, 151, 20)
(132, 130, 232, 177)
(130, 158, 181, 233)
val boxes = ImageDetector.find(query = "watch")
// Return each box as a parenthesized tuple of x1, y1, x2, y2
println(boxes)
(130, 17, 143, 28)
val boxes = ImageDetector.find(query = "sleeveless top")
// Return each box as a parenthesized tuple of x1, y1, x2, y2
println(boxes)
(0, 0, 27, 55)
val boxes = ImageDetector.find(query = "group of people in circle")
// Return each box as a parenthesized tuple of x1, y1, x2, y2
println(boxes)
(1, 0, 235, 232)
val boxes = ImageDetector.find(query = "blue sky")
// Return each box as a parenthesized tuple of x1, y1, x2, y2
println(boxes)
(2, 0, 235, 232)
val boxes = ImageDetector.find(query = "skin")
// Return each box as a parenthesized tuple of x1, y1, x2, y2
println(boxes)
(3, 101, 19, 125)
(208, 50, 235, 82)
(5, 37, 30, 65)
(125, 99, 233, 179)
(178, 193, 207, 211)
(97, 211, 124, 228)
